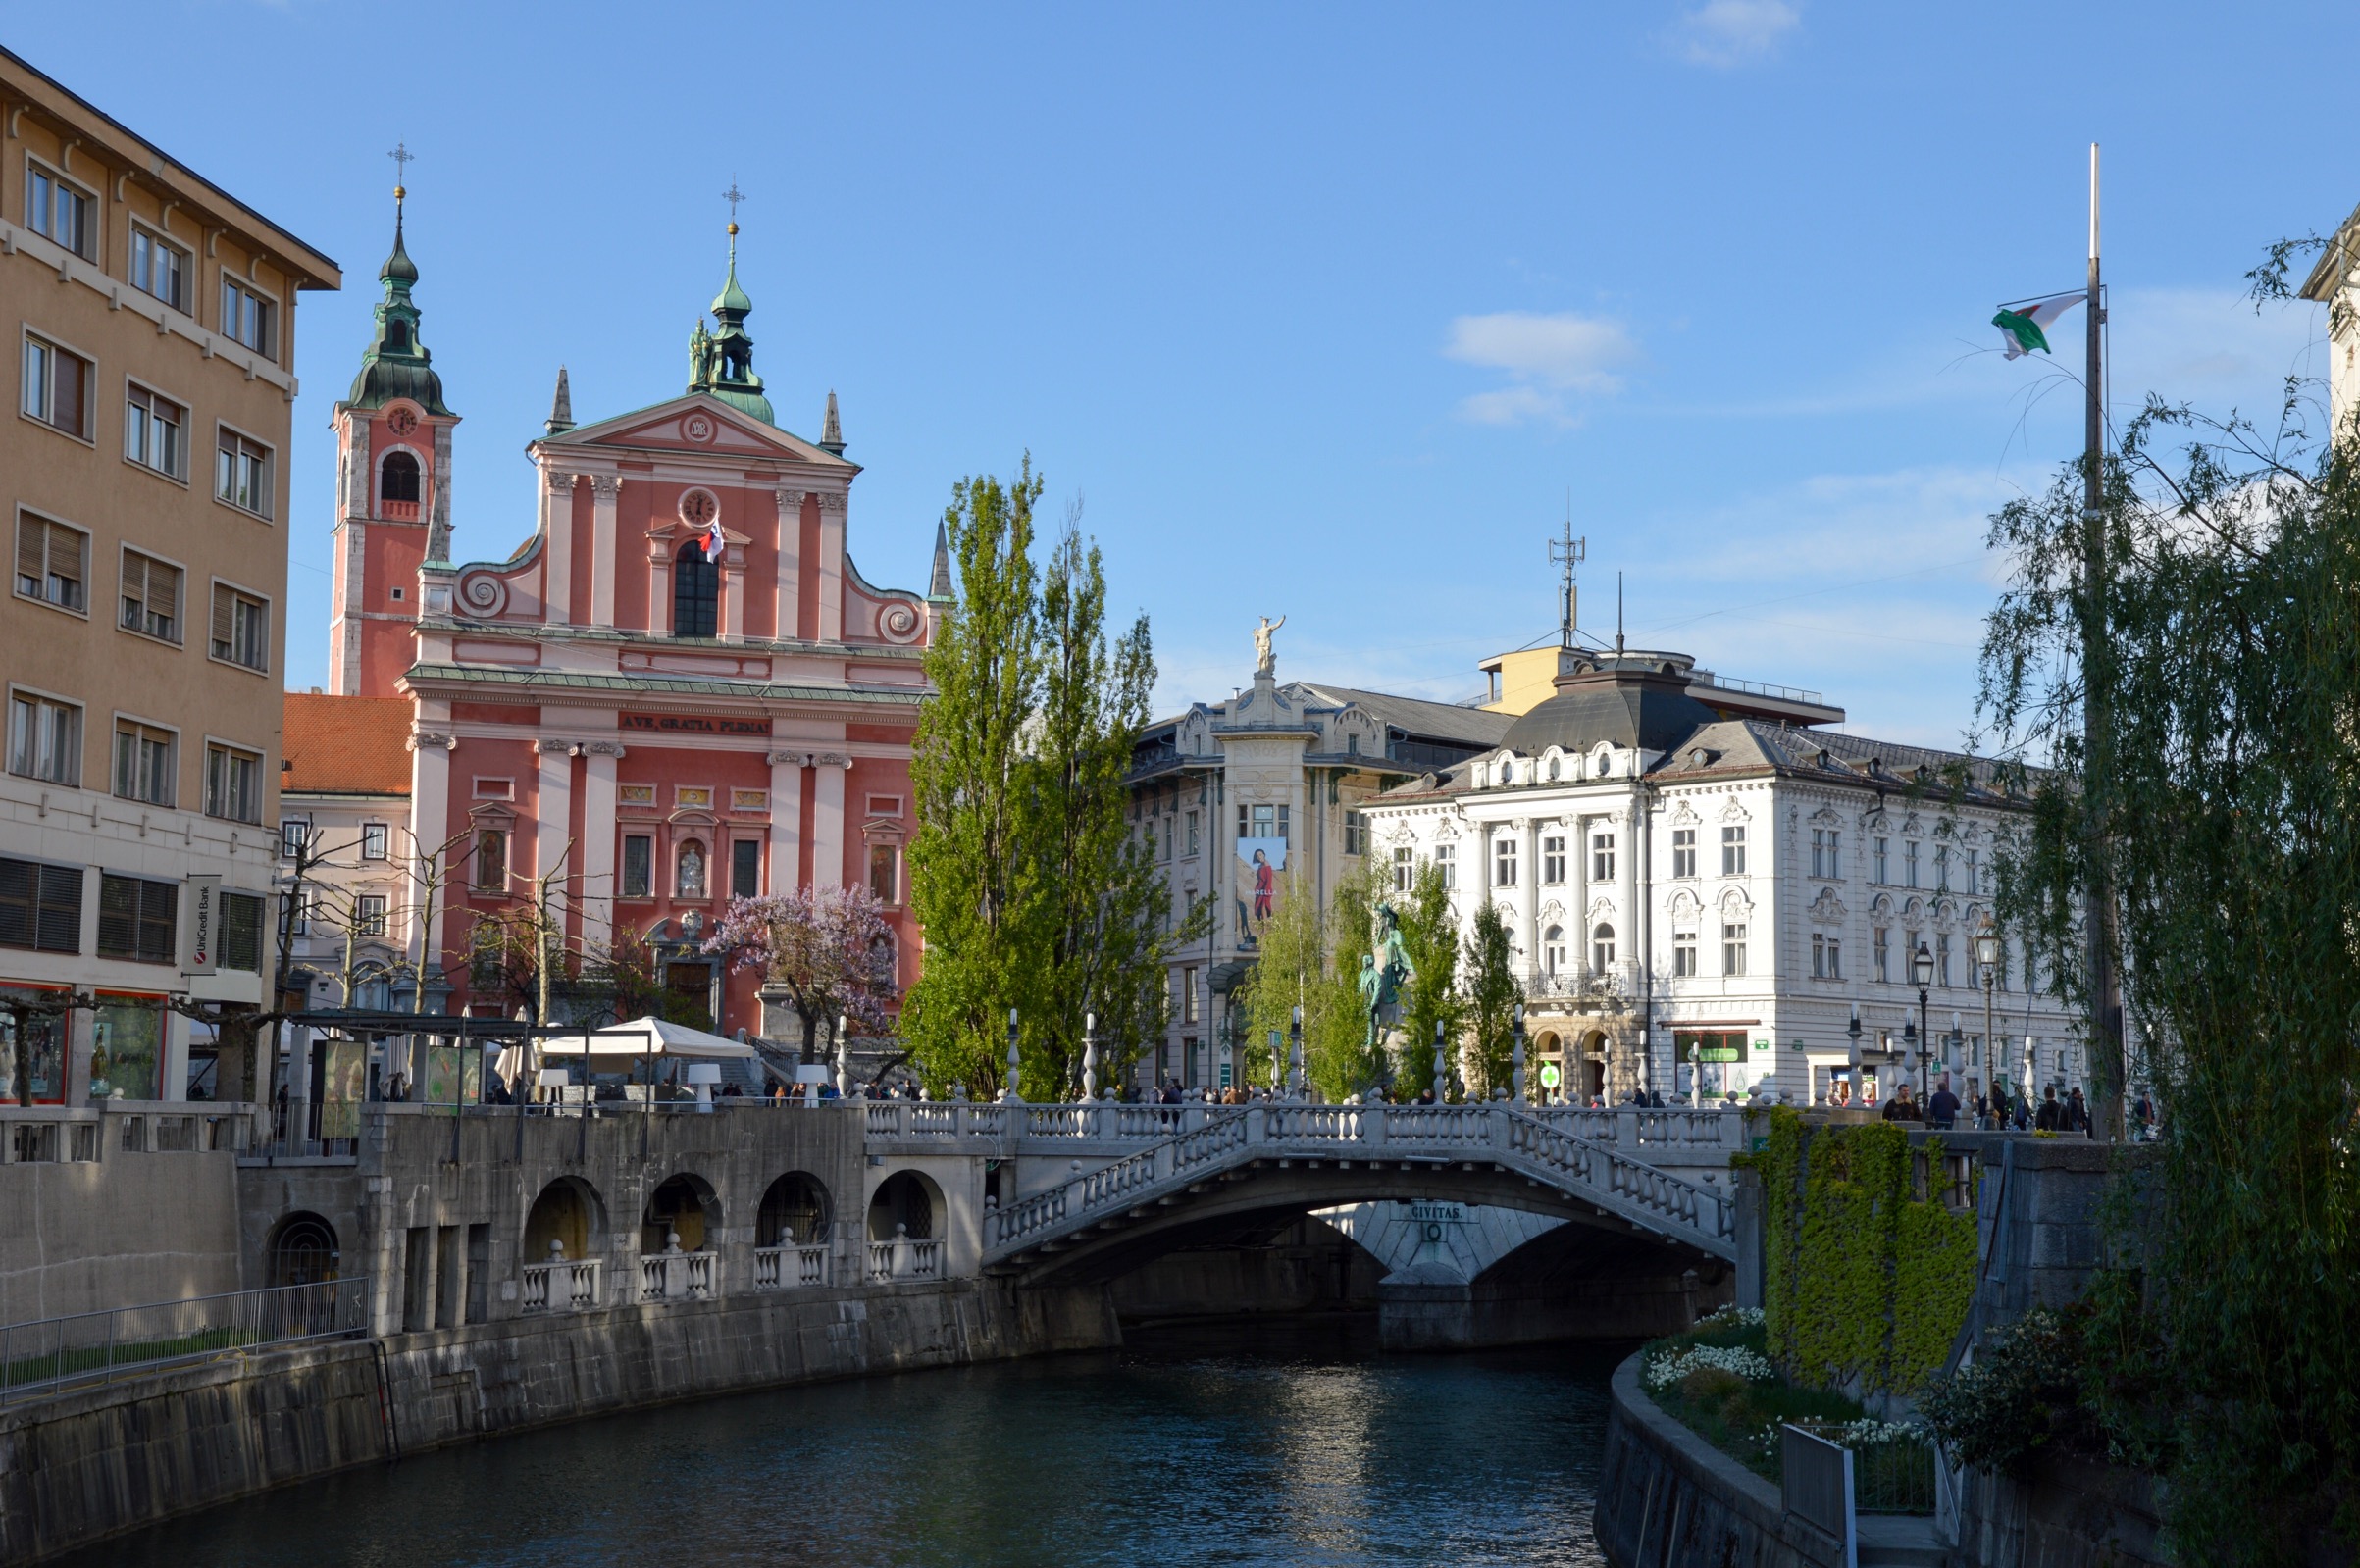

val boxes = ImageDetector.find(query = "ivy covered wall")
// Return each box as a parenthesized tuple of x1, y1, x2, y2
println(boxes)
(1750, 1107, 1977, 1394)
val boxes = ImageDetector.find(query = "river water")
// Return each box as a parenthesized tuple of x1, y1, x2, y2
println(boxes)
(70, 1321, 1627, 1568)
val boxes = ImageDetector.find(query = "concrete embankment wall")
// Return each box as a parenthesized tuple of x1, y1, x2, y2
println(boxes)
(0, 1131, 242, 1324)
(1592, 1352, 1846, 1568)
(0, 1276, 1118, 1567)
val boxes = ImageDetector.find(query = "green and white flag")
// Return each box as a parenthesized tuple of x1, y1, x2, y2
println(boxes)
(1991, 291, 2086, 359)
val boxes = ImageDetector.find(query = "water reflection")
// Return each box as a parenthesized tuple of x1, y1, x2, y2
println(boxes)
(70, 1320, 1627, 1568)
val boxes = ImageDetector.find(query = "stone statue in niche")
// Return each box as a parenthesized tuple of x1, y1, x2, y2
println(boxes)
(677, 842, 706, 899)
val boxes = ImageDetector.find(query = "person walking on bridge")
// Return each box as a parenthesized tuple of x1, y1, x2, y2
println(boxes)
(1926, 1076, 1960, 1130)
(1881, 1083, 1922, 1122)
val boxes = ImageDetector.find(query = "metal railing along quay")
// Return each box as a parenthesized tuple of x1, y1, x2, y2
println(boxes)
(0, 1277, 371, 1402)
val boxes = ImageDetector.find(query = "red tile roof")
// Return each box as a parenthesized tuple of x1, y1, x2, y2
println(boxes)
(282, 693, 413, 795)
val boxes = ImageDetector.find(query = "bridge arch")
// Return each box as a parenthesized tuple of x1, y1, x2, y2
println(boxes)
(524, 1176, 607, 1263)
(867, 1169, 942, 1240)
(758, 1171, 832, 1245)
(266, 1211, 340, 1287)
(641, 1172, 719, 1253)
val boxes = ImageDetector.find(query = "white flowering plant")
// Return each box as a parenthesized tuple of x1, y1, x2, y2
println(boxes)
(1643, 1342, 1776, 1390)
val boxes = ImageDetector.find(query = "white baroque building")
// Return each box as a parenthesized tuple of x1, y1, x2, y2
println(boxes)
(1361, 648, 2084, 1106)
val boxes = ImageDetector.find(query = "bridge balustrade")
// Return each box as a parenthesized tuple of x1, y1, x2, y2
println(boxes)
(752, 1244, 831, 1290)
(638, 1251, 718, 1302)
(519, 1258, 602, 1314)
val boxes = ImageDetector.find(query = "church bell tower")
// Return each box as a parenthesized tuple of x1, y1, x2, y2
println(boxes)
(328, 167, 460, 698)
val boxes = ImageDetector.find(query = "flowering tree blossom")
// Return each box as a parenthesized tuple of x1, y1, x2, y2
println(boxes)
(703, 886, 898, 1062)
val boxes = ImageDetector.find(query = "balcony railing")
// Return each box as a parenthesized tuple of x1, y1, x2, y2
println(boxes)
(865, 1233, 943, 1283)
(752, 1243, 831, 1290)
(638, 1250, 718, 1302)
(0, 1277, 369, 1401)
(520, 1257, 603, 1314)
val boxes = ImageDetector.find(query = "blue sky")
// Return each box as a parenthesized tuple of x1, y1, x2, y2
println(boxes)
(14, 3, 2350, 746)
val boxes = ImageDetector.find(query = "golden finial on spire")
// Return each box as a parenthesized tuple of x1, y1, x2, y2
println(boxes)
(388, 140, 415, 206)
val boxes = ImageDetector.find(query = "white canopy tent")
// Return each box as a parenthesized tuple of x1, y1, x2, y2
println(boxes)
(494, 1016, 760, 1090)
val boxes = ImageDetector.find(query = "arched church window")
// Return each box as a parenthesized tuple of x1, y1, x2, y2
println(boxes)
(381, 450, 420, 505)
(673, 540, 718, 638)
(1591, 922, 1616, 973)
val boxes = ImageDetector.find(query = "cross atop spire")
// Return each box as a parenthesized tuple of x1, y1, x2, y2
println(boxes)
(722, 177, 746, 232)
(387, 140, 415, 205)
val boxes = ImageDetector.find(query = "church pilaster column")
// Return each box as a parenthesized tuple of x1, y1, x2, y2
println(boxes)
(721, 542, 746, 640)
(535, 740, 575, 940)
(579, 741, 624, 951)
(765, 751, 806, 893)
(590, 476, 620, 627)
(541, 471, 576, 623)
(408, 725, 457, 986)
(774, 489, 804, 641)
(648, 536, 674, 636)
(815, 491, 846, 643)
(812, 753, 849, 888)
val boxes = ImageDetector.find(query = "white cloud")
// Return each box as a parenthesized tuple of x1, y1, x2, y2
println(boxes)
(1670, 0, 1801, 69)
(1445, 310, 1637, 425)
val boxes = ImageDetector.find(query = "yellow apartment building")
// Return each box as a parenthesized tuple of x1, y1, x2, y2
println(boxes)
(0, 46, 339, 1104)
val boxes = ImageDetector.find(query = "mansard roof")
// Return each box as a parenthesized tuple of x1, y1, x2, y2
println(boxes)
(1497, 649, 1720, 757)
(1375, 714, 2025, 810)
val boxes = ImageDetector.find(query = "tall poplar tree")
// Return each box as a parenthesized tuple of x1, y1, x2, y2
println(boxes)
(903, 465, 1201, 1097)
(1462, 900, 1522, 1097)
(902, 463, 1045, 1093)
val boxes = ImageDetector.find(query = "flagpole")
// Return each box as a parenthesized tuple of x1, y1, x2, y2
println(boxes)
(2081, 141, 2125, 1140)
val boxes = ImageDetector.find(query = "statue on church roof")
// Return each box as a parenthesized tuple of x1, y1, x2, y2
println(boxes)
(1255, 614, 1286, 674)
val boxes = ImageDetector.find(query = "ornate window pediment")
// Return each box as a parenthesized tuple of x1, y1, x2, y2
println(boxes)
(1586, 893, 1617, 922)
(1719, 886, 1753, 916)
(1718, 796, 1751, 824)
(1808, 885, 1848, 921)
(1667, 887, 1703, 920)
(1669, 799, 1702, 826)
(1809, 804, 1843, 827)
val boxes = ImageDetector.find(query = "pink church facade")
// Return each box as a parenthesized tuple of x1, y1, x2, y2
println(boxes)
(324, 211, 942, 1034)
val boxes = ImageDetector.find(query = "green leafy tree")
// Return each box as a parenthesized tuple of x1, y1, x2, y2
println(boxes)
(902, 464, 1047, 1095)
(1309, 860, 1392, 1098)
(1231, 860, 1384, 1100)
(1030, 514, 1206, 1093)
(1393, 860, 1462, 1097)
(903, 464, 1200, 1098)
(1462, 898, 1522, 1097)
(1976, 281, 2360, 1560)
(1236, 868, 1318, 1093)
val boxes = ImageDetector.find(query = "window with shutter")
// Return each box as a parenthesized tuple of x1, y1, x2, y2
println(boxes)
(219, 892, 263, 972)
(16, 516, 85, 613)
(209, 586, 268, 671)
(96, 874, 138, 957)
(121, 550, 180, 642)
(210, 584, 234, 659)
(138, 878, 177, 963)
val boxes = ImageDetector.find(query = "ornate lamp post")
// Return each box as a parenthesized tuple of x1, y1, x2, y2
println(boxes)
(1431, 1019, 1447, 1104)
(1973, 917, 2001, 1116)
(1002, 1006, 1022, 1104)
(1288, 1005, 1305, 1100)
(1512, 1001, 1527, 1104)
(1910, 940, 1935, 1102)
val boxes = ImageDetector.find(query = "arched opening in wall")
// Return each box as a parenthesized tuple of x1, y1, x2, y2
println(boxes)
(757, 1172, 831, 1246)
(381, 450, 420, 507)
(523, 1176, 606, 1264)
(867, 1170, 941, 1241)
(1578, 1030, 1609, 1104)
(1531, 1031, 1564, 1101)
(267, 1211, 340, 1287)
(1591, 923, 1616, 973)
(1542, 926, 1565, 978)
(673, 539, 718, 638)
(642, 1172, 720, 1253)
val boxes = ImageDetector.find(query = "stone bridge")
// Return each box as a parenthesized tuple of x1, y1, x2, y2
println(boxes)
(857, 1101, 1746, 1288)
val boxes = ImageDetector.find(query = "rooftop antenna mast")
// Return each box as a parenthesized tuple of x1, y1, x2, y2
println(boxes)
(1616, 572, 1625, 656)
(1548, 502, 1585, 651)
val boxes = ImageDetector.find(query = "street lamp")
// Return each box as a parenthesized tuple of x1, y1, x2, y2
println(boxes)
(1846, 1003, 1863, 1108)
(1288, 1005, 1305, 1099)
(1910, 940, 1935, 1102)
(1973, 917, 2001, 1113)
(1512, 1002, 1527, 1104)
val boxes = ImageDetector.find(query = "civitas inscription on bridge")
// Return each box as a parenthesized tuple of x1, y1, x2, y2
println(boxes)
(854, 1098, 1747, 1284)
